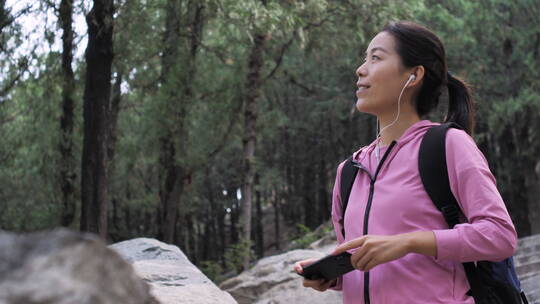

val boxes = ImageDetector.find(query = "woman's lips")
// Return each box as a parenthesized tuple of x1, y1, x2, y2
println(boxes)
(356, 86, 369, 95)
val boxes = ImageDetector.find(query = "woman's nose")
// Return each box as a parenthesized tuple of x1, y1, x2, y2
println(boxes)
(356, 63, 367, 78)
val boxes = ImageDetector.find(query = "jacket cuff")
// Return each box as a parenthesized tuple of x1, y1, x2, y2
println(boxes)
(433, 229, 461, 261)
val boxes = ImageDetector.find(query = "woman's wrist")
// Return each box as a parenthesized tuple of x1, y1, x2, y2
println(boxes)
(402, 231, 437, 257)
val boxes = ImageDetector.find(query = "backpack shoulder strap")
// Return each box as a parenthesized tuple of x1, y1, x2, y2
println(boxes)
(418, 122, 463, 228)
(420, 123, 529, 302)
(339, 157, 359, 238)
(418, 123, 483, 296)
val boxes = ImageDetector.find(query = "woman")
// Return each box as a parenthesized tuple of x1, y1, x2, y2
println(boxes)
(294, 20, 517, 303)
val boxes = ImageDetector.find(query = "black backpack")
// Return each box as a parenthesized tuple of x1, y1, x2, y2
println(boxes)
(339, 123, 529, 304)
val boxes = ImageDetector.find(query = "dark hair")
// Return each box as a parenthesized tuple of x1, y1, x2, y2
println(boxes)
(381, 20, 475, 134)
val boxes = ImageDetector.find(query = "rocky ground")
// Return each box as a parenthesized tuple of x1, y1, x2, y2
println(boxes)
(0, 227, 538, 303)
(515, 234, 540, 303)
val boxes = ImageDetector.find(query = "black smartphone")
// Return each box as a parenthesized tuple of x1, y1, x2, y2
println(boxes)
(299, 251, 354, 282)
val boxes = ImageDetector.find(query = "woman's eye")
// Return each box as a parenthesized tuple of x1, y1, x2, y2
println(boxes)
(363, 55, 380, 63)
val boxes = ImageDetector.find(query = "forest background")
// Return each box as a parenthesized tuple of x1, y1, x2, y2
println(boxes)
(0, 0, 539, 282)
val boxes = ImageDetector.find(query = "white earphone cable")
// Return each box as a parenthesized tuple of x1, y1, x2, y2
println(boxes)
(375, 75, 414, 164)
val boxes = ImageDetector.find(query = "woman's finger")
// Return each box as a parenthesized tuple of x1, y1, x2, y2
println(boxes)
(317, 279, 334, 291)
(315, 279, 332, 292)
(364, 257, 379, 271)
(294, 258, 318, 274)
(294, 262, 303, 274)
(332, 236, 366, 255)
(313, 281, 325, 291)
(357, 254, 374, 271)
(354, 249, 373, 271)
(303, 278, 324, 289)
(350, 239, 371, 266)
(301, 258, 317, 266)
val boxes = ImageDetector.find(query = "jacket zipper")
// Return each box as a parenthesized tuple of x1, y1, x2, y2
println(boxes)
(358, 141, 397, 304)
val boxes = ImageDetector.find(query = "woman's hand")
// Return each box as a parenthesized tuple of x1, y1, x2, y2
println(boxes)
(332, 231, 437, 272)
(332, 234, 409, 272)
(294, 258, 337, 292)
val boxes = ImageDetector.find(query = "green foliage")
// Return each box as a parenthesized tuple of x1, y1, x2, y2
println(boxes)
(199, 260, 225, 283)
(224, 239, 253, 274)
(290, 223, 334, 249)
(201, 239, 254, 283)
(293, 223, 318, 248)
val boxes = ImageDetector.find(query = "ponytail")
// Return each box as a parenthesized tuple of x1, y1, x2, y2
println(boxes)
(445, 72, 475, 135)
(381, 21, 476, 133)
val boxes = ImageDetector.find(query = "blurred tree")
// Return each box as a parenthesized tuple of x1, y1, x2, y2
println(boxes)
(0, 1, 32, 102)
(80, 0, 114, 238)
(58, 0, 76, 227)
(155, 0, 205, 243)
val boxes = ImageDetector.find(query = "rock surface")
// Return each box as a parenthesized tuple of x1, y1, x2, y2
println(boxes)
(2, 227, 536, 304)
(0, 228, 157, 304)
(110, 237, 237, 304)
(219, 244, 342, 304)
(516, 234, 540, 304)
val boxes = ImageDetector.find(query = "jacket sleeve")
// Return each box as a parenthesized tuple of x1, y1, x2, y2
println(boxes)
(432, 128, 518, 262)
(329, 161, 347, 291)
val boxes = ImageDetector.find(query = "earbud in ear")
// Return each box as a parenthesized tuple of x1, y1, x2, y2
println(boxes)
(409, 74, 416, 81)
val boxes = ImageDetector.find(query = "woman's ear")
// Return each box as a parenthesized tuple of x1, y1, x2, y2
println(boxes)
(408, 66, 425, 87)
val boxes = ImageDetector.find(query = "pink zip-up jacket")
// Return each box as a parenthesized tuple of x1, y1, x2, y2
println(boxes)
(330, 120, 517, 304)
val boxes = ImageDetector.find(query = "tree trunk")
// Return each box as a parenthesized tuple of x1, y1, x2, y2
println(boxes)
(204, 168, 216, 260)
(107, 71, 122, 237)
(218, 200, 226, 259)
(241, 32, 267, 270)
(318, 158, 330, 223)
(230, 191, 239, 244)
(124, 204, 131, 235)
(302, 141, 315, 228)
(158, 141, 185, 243)
(59, 0, 76, 227)
(273, 190, 281, 250)
(157, 0, 203, 244)
(108, 71, 121, 163)
(254, 173, 264, 258)
(80, 0, 114, 239)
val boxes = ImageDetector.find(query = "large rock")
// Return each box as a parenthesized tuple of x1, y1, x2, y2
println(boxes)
(110, 238, 237, 304)
(0, 228, 157, 304)
(219, 244, 342, 304)
(516, 234, 540, 304)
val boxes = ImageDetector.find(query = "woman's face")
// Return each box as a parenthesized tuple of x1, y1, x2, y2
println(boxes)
(355, 31, 412, 116)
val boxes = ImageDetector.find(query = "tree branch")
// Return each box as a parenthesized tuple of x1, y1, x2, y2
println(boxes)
(205, 94, 243, 160)
(284, 69, 316, 95)
(262, 35, 294, 83)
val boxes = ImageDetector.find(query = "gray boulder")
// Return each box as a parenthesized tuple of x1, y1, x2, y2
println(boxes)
(110, 238, 237, 304)
(516, 234, 540, 304)
(219, 244, 342, 304)
(0, 228, 157, 304)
